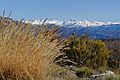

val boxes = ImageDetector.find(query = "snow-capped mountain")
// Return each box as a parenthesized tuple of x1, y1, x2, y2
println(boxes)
(24, 19, 64, 26)
(24, 19, 120, 27)
(24, 19, 120, 39)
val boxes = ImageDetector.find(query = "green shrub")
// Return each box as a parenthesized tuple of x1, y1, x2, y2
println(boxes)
(102, 76, 118, 80)
(60, 34, 110, 71)
(75, 67, 93, 78)
(101, 72, 120, 80)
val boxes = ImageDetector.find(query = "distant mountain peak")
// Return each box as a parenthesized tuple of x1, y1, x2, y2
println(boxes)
(24, 19, 120, 27)
(22, 19, 120, 39)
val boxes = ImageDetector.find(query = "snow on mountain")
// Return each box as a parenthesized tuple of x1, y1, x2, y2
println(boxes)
(24, 19, 120, 27)
(24, 19, 64, 26)
(23, 19, 120, 39)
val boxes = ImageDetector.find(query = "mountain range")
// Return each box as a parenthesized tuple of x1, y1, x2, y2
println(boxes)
(24, 19, 120, 39)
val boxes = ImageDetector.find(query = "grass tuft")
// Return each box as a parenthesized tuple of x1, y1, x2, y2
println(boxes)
(0, 17, 62, 80)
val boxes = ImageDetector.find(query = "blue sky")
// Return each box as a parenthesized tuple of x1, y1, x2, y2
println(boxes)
(0, 0, 120, 21)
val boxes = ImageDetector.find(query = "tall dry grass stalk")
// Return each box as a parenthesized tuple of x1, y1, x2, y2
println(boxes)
(0, 17, 62, 80)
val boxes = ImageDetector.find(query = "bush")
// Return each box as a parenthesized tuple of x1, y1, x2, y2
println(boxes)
(103, 39, 120, 71)
(75, 67, 93, 78)
(60, 34, 110, 71)
(102, 76, 118, 80)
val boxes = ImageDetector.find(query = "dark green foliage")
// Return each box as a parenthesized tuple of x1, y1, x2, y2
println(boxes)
(103, 39, 120, 70)
(102, 76, 119, 80)
(75, 67, 93, 78)
(60, 34, 110, 71)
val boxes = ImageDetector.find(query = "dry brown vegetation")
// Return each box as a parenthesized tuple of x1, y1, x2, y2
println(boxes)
(0, 16, 62, 80)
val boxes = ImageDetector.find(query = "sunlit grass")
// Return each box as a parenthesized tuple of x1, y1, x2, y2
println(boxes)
(0, 17, 62, 80)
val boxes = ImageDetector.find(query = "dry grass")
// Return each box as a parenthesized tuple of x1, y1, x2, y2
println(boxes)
(0, 17, 62, 80)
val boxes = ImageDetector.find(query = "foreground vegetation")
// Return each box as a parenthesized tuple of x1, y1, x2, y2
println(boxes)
(103, 39, 120, 70)
(0, 16, 119, 80)
(55, 34, 120, 79)
(0, 16, 62, 80)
